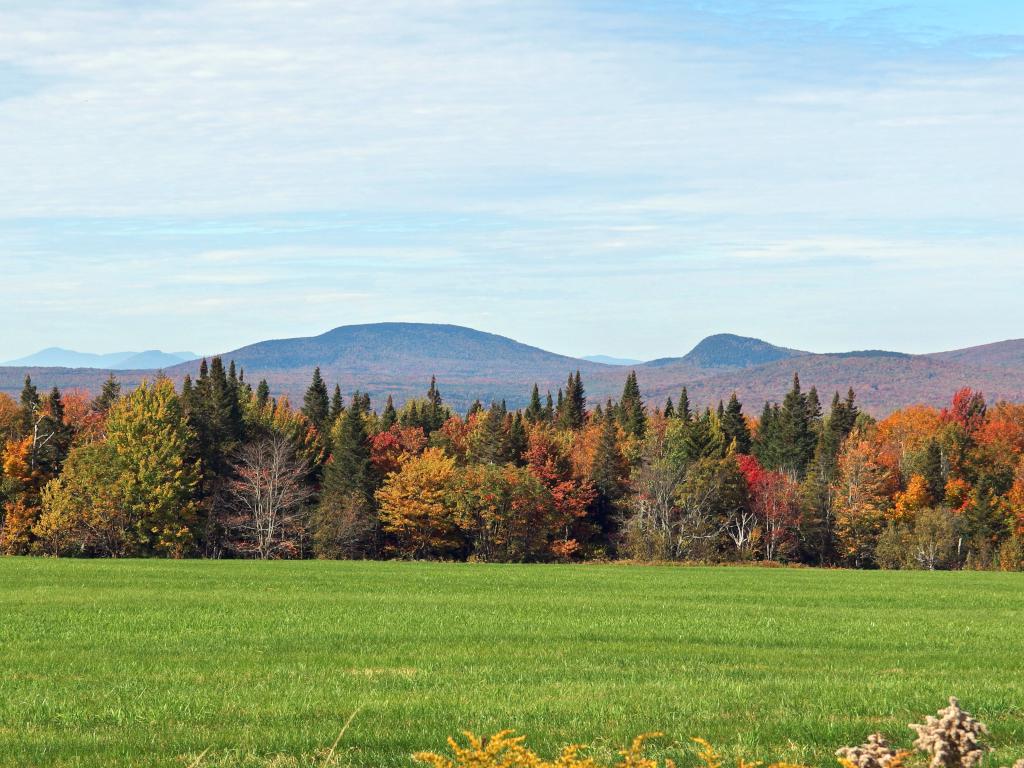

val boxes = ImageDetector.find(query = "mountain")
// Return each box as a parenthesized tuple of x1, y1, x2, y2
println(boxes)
(2, 348, 137, 368)
(4, 325, 1024, 416)
(157, 323, 614, 408)
(645, 334, 805, 369)
(582, 355, 643, 366)
(117, 350, 198, 369)
(2, 348, 197, 370)
(640, 352, 1024, 417)
(930, 339, 1024, 369)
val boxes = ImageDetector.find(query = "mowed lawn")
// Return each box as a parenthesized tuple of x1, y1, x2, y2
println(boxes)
(0, 561, 1022, 768)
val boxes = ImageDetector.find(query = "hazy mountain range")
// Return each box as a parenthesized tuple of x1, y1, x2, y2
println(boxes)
(2, 323, 1023, 415)
(2, 348, 197, 370)
(581, 355, 643, 366)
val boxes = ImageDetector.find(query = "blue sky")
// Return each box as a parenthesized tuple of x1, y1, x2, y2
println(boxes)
(1, 0, 1022, 361)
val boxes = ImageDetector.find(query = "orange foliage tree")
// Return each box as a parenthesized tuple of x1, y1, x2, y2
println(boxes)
(377, 447, 461, 559)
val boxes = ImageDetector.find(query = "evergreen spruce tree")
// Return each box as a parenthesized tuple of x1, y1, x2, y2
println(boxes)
(677, 387, 692, 422)
(19, 375, 40, 434)
(467, 403, 507, 465)
(329, 385, 345, 425)
(922, 439, 945, 503)
(721, 392, 752, 454)
(321, 400, 373, 505)
(302, 367, 330, 431)
(255, 379, 271, 411)
(589, 415, 626, 542)
(618, 371, 646, 438)
(559, 371, 586, 430)
(676, 408, 727, 464)
(356, 392, 371, 413)
(381, 395, 397, 430)
(425, 376, 447, 433)
(663, 397, 675, 419)
(91, 373, 122, 414)
(507, 412, 528, 466)
(208, 357, 243, 443)
(39, 387, 72, 473)
(524, 384, 543, 423)
(779, 374, 816, 477)
(543, 391, 554, 422)
(314, 401, 376, 557)
(753, 401, 784, 471)
(466, 400, 484, 419)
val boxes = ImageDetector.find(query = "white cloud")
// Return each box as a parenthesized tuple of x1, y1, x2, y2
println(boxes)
(0, 1, 1022, 360)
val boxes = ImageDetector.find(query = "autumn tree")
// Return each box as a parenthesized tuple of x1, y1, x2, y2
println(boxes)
(524, 427, 594, 558)
(225, 435, 313, 559)
(621, 428, 684, 561)
(106, 378, 200, 557)
(34, 442, 130, 557)
(376, 447, 460, 559)
(449, 463, 557, 562)
(738, 454, 799, 561)
(833, 432, 897, 567)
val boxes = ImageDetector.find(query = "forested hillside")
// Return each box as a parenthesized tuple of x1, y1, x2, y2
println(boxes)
(3, 324, 1024, 415)
(2, 362, 1022, 570)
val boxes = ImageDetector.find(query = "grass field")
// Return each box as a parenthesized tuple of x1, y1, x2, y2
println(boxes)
(0, 560, 1022, 768)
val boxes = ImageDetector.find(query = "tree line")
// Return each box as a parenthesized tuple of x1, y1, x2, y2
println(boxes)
(1, 361, 1022, 569)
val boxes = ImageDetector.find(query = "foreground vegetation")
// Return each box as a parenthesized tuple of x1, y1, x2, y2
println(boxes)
(0, 560, 1022, 767)
(2, 363, 1024, 569)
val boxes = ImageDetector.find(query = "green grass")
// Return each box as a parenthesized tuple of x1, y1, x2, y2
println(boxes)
(0, 560, 1022, 768)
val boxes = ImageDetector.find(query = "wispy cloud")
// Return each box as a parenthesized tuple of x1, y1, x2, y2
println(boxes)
(0, 1, 1022, 360)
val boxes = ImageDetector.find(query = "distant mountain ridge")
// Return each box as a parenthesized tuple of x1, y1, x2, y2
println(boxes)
(582, 355, 643, 366)
(645, 333, 805, 369)
(3, 347, 197, 370)
(3, 324, 1024, 415)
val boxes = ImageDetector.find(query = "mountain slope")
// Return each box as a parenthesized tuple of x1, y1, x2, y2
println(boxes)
(929, 339, 1024, 369)
(582, 355, 643, 366)
(644, 334, 805, 370)
(640, 353, 1024, 416)
(2, 348, 196, 370)
(158, 323, 614, 408)
(2, 348, 136, 368)
(4, 325, 1024, 415)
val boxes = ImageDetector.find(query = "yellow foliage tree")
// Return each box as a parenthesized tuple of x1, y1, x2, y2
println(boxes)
(105, 378, 199, 557)
(894, 474, 931, 521)
(834, 435, 897, 566)
(377, 447, 461, 558)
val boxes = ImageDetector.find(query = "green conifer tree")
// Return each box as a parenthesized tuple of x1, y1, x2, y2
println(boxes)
(381, 395, 397, 430)
(677, 387, 692, 422)
(663, 397, 675, 419)
(255, 379, 271, 411)
(721, 393, 752, 454)
(302, 367, 330, 431)
(618, 371, 646, 438)
(589, 416, 626, 542)
(329, 384, 345, 425)
(91, 373, 122, 415)
(524, 384, 543, 423)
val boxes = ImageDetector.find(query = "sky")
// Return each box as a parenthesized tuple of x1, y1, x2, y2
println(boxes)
(1, 0, 1023, 362)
